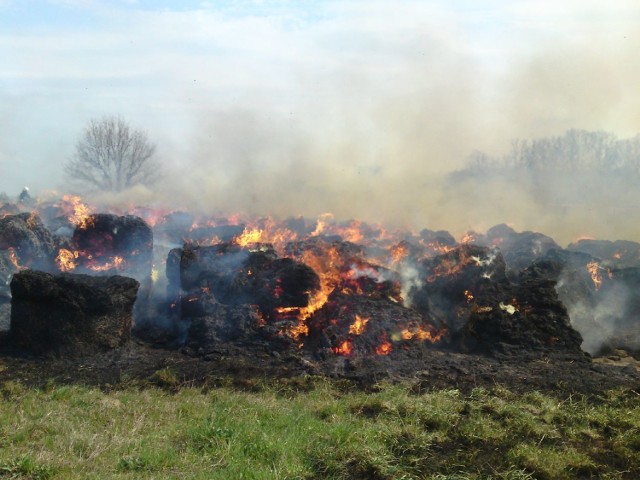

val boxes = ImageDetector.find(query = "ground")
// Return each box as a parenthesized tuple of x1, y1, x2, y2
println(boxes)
(1, 333, 639, 397)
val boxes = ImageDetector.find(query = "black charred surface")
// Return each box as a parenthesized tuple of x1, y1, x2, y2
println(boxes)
(166, 243, 320, 353)
(410, 244, 509, 333)
(0, 213, 57, 272)
(408, 245, 585, 358)
(306, 286, 443, 358)
(181, 294, 290, 355)
(0, 249, 19, 300)
(469, 224, 561, 274)
(72, 213, 153, 280)
(10, 270, 139, 356)
(455, 264, 585, 358)
(179, 243, 319, 314)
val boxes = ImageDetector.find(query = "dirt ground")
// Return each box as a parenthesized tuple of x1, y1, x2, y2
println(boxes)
(1, 331, 639, 397)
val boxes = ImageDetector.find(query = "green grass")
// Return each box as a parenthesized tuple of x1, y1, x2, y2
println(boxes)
(0, 376, 638, 479)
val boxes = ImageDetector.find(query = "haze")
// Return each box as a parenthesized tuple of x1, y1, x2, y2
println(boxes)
(1, 0, 639, 243)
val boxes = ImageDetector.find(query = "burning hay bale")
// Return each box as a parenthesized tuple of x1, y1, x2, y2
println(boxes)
(456, 262, 585, 357)
(164, 243, 320, 352)
(284, 237, 447, 357)
(9, 270, 139, 356)
(409, 244, 510, 333)
(178, 243, 320, 314)
(0, 212, 58, 272)
(528, 249, 639, 355)
(66, 213, 153, 280)
(465, 224, 560, 273)
(568, 239, 640, 269)
(408, 244, 585, 357)
(306, 286, 444, 358)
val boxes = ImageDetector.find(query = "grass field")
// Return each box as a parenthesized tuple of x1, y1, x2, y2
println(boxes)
(0, 373, 639, 479)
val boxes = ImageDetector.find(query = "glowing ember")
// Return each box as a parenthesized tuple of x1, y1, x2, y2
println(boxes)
(88, 256, 125, 272)
(7, 247, 24, 271)
(464, 290, 474, 303)
(399, 326, 446, 343)
(375, 340, 392, 355)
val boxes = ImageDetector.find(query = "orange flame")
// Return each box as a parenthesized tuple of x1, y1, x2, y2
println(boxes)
(56, 248, 79, 272)
(332, 340, 353, 356)
(586, 261, 603, 291)
(400, 326, 446, 343)
(348, 314, 370, 335)
(235, 227, 263, 247)
(88, 256, 125, 272)
(62, 194, 94, 229)
(7, 247, 24, 271)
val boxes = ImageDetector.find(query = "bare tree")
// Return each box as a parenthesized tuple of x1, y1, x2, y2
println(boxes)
(66, 116, 159, 192)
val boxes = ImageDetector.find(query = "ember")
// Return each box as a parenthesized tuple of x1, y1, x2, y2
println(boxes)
(0, 192, 638, 362)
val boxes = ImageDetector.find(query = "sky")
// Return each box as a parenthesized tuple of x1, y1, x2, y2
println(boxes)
(1, 0, 640, 239)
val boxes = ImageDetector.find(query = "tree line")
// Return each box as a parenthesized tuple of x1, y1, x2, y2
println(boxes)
(465, 129, 640, 173)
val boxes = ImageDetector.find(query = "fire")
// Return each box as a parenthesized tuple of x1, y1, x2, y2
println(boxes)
(460, 232, 478, 244)
(61, 194, 94, 229)
(348, 314, 369, 335)
(7, 247, 24, 271)
(311, 213, 333, 236)
(56, 248, 79, 272)
(332, 340, 353, 356)
(375, 340, 392, 355)
(235, 227, 263, 247)
(399, 326, 446, 343)
(586, 261, 603, 291)
(464, 290, 474, 304)
(390, 243, 408, 264)
(88, 256, 125, 272)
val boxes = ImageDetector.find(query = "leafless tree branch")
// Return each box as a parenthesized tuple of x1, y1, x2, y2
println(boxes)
(65, 116, 160, 192)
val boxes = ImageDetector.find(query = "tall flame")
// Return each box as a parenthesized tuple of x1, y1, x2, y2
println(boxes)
(62, 194, 94, 229)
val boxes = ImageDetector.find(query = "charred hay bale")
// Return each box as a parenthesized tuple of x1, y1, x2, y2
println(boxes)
(72, 213, 153, 280)
(409, 244, 509, 333)
(532, 249, 622, 354)
(407, 244, 585, 357)
(593, 267, 640, 355)
(9, 270, 139, 356)
(0, 301, 9, 332)
(472, 224, 560, 273)
(0, 213, 57, 271)
(182, 298, 269, 355)
(454, 269, 585, 358)
(179, 243, 319, 316)
(568, 239, 640, 269)
(306, 284, 445, 358)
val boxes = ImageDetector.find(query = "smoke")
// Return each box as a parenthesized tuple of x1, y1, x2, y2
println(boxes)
(3, 1, 639, 245)
(130, 4, 640, 244)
